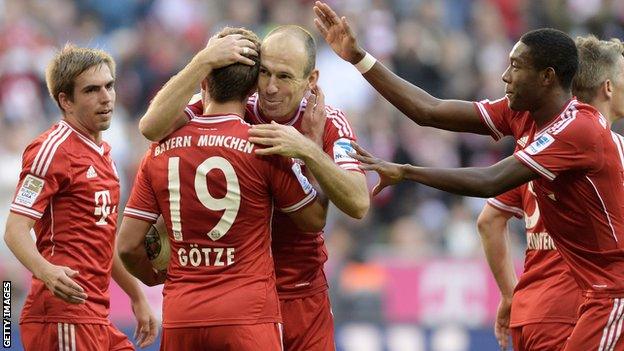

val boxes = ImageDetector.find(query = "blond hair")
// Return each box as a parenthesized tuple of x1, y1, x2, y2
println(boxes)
(45, 43, 116, 112)
(573, 35, 624, 103)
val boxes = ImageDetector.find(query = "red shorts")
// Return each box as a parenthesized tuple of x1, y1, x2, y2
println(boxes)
(511, 322, 574, 351)
(280, 290, 335, 351)
(20, 322, 133, 351)
(563, 297, 624, 351)
(160, 323, 282, 351)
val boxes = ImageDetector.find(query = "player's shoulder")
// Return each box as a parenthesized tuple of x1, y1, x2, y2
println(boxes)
(322, 103, 355, 139)
(547, 100, 606, 138)
(22, 121, 76, 176)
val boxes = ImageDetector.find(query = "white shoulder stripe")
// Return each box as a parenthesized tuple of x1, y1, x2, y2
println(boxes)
(40, 129, 72, 177)
(327, 109, 354, 137)
(280, 190, 317, 213)
(31, 125, 69, 176)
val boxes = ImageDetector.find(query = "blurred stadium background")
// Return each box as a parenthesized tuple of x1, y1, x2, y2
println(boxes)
(0, 0, 623, 350)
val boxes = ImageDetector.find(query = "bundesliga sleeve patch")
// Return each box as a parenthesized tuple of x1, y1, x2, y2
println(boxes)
(15, 174, 45, 208)
(291, 161, 314, 194)
(333, 138, 357, 163)
(526, 133, 555, 155)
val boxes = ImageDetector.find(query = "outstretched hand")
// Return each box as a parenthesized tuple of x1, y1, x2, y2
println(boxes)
(349, 142, 404, 195)
(313, 1, 366, 64)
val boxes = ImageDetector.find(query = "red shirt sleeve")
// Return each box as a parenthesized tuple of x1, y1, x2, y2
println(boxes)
(323, 106, 363, 173)
(268, 157, 318, 213)
(514, 114, 601, 181)
(124, 148, 160, 223)
(10, 133, 71, 220)
(473, 97, 514, 141)
(487, 186, 524, 219)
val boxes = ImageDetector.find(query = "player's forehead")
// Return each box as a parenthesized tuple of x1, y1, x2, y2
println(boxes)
(509, 41, 532, 65)
(260, 34, 307, 76)
(74, 63, 114, 89)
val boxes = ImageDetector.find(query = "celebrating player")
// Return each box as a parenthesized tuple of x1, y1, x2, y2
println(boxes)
(477, 35, 624, 350)
(3, 45, 157, 350)
(138, 25, 369, 351)
(315, 2, 624, 350)
(117, 27, 328, 351)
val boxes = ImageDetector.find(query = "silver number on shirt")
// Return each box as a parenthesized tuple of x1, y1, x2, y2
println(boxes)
(168, 156, 241, 241)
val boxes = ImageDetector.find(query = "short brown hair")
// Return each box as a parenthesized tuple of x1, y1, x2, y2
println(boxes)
(573, 35, 624, 103)
(45, 43, 116, 112)
(206, 27, 260, 103)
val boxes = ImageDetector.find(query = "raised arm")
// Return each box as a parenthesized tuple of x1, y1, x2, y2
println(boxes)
(351, 142, 538, 198)
(139, 34, 258, 141)
(313, 1, 489, 134)
(477, 204, 517, 350)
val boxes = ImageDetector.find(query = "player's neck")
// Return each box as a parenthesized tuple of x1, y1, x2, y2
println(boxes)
(62, 115, 102, 144)
(587, 98, 613, 123)
(531, 90, 573, 128)
(203, 100, 245, 118)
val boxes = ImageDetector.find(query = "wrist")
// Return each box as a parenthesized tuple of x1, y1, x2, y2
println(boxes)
(353, 51, 376, 73)
(349, 48, 367, 65)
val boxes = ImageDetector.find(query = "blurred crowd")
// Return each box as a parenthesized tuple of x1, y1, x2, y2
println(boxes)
(0, 0, 623, 330)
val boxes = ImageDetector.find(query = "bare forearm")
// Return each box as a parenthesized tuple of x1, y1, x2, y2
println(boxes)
(139, 59, 208, 141)
(302, 147, 369, 219)
(361, 63, 487, 133)
(112, 251, 147, 301)
(479, 220, 517, 297)
(4, 220, 51, 278)
(399, 157, 536, 198)
(118, 246, 159, 287)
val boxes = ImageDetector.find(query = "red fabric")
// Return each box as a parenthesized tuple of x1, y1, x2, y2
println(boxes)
(13, 120, 120, 324)
(476, 97, 624, 296)
(190, 93, 361, 299)
(511, 322, 574, 351)
(562, 296, 624, 351)
(280, 290, 336, 351)
(125, 113, 316, 328)
(488, 185, 581, 327)
(160, 323, 282, 351)
(20, 322, 133, 351)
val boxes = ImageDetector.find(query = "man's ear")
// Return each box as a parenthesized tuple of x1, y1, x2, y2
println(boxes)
(542, 67, 557, 87)
(58, 92, 72, 113)
(307, 69, 319, 90)
(604, 79, 613, 99)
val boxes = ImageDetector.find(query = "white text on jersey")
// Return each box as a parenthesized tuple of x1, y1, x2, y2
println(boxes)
(178, 244, 235, 267)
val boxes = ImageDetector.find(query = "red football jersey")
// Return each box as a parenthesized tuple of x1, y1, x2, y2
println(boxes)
(488, 183, 581, 326)
(188, 93, 362, 298)
(477, 97, 624, 296)
(124, 113, 318, 328)
(10, 120, 120, 324)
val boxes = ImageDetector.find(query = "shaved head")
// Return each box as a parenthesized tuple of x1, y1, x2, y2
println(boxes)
(265, 25, 316, 77)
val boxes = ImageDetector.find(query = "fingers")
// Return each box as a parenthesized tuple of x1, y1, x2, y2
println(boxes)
(249, 126, 279, 137)
(142, 318, 158, 347)
(254, 146, 282, 156)
(314, 18, 329, 37)
(317, 1, 341, 24)
(350, 141, 374, 158)
(342, 16, 356, 38)
(313, 3, 331, 26)
(248, 137, 277, 146)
